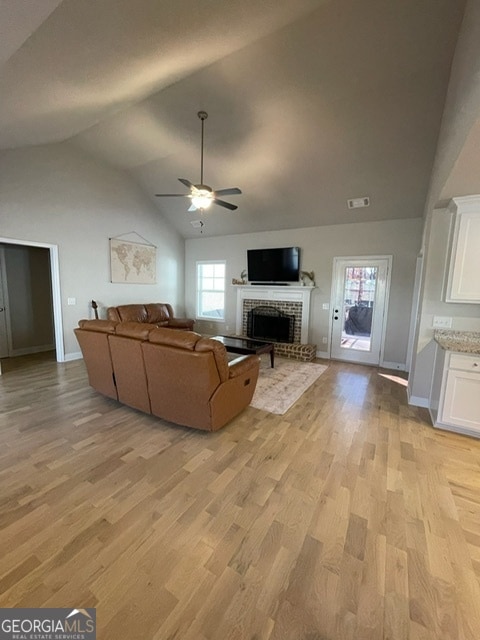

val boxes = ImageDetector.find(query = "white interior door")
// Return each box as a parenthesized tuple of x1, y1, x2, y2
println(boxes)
(330, 256, 391, 365)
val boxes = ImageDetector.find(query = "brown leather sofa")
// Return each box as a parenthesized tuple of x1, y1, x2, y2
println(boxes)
(106, 303, 194, 331)
(74, 319, 260, 431)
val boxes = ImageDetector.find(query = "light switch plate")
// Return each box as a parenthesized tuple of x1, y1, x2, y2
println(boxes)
(432, 315, 452, 329)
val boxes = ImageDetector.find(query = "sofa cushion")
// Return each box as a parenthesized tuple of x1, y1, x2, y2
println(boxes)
(78, 319, 117, 333)
(195, 337, 229, 382)
(148, 327, 202, 350)
(115, 322, 157, 340)
(115, 304, 148, 323)
(145, 303, 172, 324)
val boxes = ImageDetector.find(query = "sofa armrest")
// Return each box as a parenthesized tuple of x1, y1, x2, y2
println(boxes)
(167, 317, 195, 330)
(228, 355, 260, 378)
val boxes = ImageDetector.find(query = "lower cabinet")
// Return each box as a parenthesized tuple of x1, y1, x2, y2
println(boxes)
(430, 349, 480, 438)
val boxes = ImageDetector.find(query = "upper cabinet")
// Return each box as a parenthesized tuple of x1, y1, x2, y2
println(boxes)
(445, 195, 480, 303)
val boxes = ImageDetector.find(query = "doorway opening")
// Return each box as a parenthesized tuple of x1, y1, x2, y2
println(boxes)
(0, 237, 64, 364)
(330, 256, 391, 366)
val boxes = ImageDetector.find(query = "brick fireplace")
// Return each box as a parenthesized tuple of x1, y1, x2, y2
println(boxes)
(235, 285, 316, 360)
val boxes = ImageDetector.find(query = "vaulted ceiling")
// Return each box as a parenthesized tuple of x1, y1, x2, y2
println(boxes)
(0, 0, 469, 237)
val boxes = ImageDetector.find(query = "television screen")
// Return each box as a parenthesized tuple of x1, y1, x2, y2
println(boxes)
(247, 247, 300, 283)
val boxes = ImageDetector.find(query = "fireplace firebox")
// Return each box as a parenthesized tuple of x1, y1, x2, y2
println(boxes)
(247, 305, 295, 343)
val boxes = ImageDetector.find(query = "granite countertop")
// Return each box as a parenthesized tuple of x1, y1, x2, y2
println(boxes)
(434, 329, 480, 354)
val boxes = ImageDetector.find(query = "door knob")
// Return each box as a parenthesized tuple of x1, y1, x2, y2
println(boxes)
(0, 307, 4, 312)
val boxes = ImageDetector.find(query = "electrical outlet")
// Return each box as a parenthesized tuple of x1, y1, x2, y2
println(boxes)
(67, 297, 76, 306)
(432, 316, 452, 329)
(322, 337, 328, 344)
(225, 325, 230, 331)
(322, 303, 330, 310)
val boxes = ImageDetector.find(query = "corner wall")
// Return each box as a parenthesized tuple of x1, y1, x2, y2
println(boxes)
(408, 208, 480, 404)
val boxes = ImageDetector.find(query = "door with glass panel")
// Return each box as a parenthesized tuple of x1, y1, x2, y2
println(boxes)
(330, 257, 391, 365)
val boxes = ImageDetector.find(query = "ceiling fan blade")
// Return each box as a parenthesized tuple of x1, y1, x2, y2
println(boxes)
(178, 178, 194, 189)
(214, 198, 238, 211)
(215, 187, 242, 196)
(155, 193, 190, 197)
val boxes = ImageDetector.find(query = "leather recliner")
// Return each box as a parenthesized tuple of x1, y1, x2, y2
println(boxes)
(106, 303, 194, 331)
(74, 320, 260, 431)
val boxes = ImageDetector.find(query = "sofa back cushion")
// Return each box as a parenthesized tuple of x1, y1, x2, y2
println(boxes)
(195, 338, 229, 382)
(142, 329, 223, 429)
(112, 304, 148, 323)
(78, 319, 117, 333)
(114, 321, 157, 340)
(145, 303, 173, 325)
(108, 322, 157, 414)
(74, 323, 118, 400)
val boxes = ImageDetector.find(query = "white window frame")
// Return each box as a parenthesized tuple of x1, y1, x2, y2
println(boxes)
(196, 260, 226, 322)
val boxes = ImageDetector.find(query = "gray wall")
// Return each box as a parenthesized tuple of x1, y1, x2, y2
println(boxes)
(0, 142, 185, 358)
(408, 0, 480, 405)
(408, 209, 480, 402)
(2, 245, 54, 353)
(185, 217, 422, 368)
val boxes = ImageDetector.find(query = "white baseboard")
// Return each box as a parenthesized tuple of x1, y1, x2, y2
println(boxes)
(316, 350, 330, 360)
(63, 351, 83, 362)
(407, 392, 429, 408)
(10, 344, 55, 357)
(380, 361, 406, 371)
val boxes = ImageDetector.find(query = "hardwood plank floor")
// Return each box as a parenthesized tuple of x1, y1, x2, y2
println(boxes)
(1, 355, 479, 639)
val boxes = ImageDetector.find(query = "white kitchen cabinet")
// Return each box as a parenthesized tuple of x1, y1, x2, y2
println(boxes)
(445, 195, 480, 303)
(430, 348, 480, 438)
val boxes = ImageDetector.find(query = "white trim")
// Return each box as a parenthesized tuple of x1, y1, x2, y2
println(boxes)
(406, 255, 423, 373)
(0, 236, 65, 363)
(329, 255, 392, 366)
(315, 350, 330, 360)
(407, 392, 429, 408)
(196, 259, 226, 321)
(64, 351, 83, 362)
(433, 422, 480, 439)
(380, 361, 406, 371)
(9, 344, 55, 357)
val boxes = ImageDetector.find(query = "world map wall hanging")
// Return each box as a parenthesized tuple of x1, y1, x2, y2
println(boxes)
(110, 237, 156, 284)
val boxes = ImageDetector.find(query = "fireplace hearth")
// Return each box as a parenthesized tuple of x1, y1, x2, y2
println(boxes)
(247, 305, 295, 343)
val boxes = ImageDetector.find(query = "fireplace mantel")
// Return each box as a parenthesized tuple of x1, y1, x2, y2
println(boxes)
(235, 285, 315, 343)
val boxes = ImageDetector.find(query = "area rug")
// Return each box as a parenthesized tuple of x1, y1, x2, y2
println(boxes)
(250, 357, 328, 415)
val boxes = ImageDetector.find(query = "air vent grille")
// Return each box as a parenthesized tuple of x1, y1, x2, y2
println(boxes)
(347, 196, 370, 209)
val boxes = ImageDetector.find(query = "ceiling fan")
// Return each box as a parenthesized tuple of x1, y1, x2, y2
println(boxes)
(155, 111, 242, 212)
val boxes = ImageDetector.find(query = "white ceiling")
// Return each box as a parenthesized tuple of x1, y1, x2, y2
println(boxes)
(0, 0, 468, 238)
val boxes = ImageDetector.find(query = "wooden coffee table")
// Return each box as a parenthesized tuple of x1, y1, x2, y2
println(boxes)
(212, 335, 275, 368)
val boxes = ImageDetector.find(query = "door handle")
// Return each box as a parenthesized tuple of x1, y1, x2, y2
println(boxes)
(0, 307, 4, 312)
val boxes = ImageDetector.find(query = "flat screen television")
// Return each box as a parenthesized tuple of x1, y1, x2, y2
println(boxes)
(247, 247, 300, 283)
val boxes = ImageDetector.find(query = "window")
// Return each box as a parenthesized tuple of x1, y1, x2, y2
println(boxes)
(196, 261, 226, 321)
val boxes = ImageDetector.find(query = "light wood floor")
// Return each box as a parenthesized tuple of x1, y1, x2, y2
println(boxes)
(1, 354, 479, 640)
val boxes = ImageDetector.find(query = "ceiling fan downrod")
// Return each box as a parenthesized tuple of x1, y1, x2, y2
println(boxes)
(198, 111, 208, 186)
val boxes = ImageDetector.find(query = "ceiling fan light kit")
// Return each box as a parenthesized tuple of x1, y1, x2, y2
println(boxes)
(155, 111, 242, 213)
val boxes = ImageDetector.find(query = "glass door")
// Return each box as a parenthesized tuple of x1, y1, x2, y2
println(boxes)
(330, 257, 391, 365)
